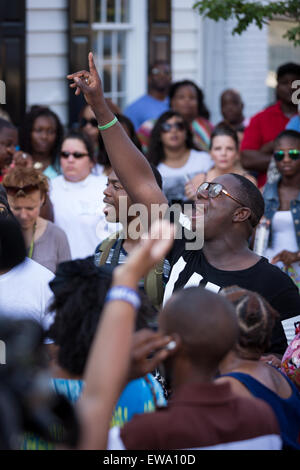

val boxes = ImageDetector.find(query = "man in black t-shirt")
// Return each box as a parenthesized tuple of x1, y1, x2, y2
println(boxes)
(68, 56, 300, 355)
(161, 173, 300, 355)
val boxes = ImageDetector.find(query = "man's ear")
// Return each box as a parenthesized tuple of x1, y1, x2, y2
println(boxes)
(232, 207, 252, 224)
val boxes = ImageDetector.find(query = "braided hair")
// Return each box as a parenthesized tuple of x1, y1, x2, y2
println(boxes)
(221, 286, 279, 355)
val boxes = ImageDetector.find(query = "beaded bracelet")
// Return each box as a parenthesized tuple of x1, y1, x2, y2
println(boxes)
(105, 286, 141, 310)
(98, 116, 118, 131)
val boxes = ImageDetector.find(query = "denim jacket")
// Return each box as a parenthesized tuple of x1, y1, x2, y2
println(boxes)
(263, 180, 300, 249)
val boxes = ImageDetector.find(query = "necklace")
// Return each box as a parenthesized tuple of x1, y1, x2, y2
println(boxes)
(28, 222, 37, 259)
(33, 162, 44, 170)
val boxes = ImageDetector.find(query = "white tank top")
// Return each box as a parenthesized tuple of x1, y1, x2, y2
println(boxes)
(265, 210, 300, 278)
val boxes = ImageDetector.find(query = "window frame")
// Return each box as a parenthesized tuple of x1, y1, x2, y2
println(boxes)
(68, 0, 147, 125)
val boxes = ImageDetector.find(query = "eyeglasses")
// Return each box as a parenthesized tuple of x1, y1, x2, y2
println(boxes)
(273, 149, 300, 161)
(161, 122, 185, 133)
(196, 182, 246, 207)
(151, 68, 171, 76)
(4, 184, 40, 196)
(80, 118, 98, 128)
(60, 151, 89, 159)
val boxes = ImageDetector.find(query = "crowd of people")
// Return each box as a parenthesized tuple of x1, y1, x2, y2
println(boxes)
(0, 52, 300, 451)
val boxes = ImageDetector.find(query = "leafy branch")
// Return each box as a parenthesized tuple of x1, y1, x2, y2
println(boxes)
(193, 0, 300, 46)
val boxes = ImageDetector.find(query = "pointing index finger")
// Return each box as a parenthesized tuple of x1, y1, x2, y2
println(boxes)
(88, 52, 97, 74)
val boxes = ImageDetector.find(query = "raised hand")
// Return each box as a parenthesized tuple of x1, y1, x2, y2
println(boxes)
(67, 52, 106, 114)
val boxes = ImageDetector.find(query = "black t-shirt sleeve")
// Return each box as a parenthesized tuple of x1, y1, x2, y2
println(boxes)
(270, 279, 300, 320)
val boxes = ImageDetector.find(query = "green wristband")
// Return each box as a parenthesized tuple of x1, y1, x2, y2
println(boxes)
(98, 116, 118, 131)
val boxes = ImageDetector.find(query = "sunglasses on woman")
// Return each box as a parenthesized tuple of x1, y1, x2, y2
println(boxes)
(4, 184, 40, 196)
(161, 122, 185, 133)
(196, 182, 246, 206)
(273, 149, 300, 161)
(80, 118, 98, 128)
(61, 151, 89, 159)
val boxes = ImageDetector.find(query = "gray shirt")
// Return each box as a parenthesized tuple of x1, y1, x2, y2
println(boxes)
(32, 221, 71, 273)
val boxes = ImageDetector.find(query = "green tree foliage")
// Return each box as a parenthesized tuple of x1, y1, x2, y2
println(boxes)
(193, 0, 300, 46)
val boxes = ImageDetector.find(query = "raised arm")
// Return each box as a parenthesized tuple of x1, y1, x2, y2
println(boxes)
(76, 220, 174, 450)
(67, 53, 167, 223)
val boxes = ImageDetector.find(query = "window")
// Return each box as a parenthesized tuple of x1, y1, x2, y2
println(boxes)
(0, 0, 26, 126)
(69, 0, 147, 124)
(267, 19, 300, 103)
(148, 0, 171, 66)
(92, 0, 130, 109)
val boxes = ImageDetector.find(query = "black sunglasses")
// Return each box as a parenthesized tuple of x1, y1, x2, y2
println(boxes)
(274, 149, 300, 162)
(61, 151, 89, 159)
(161, 122, 185, 133)
(4, 184, 40, 196)
(80, 118, 98, 128)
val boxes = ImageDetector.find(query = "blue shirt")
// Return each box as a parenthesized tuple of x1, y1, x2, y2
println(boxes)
(221, 371, 300, 450)
(21, 375, 166, 450)
(124, 94, 169, 130)
(286, 115, 300, 132)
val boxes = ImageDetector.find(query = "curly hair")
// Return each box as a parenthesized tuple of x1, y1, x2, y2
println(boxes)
(168, 80, 210, 120)
(221, 286, 279, 355)
(19, 106, 64, 170)
(3, 167, 49, 198)
(47, 257, 157, 376)
(147, 111, 195, 166)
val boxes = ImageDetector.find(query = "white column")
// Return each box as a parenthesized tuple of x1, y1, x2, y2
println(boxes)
(26, 0, 68, 125)
(125, 0, 148, 106)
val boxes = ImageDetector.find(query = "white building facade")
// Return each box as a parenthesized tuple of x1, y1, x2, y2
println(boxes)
(3, 0, 300, 126)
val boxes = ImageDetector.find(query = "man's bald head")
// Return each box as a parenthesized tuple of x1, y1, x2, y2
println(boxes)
(159, 287, 238, 373)
(221, 89, 242, 103)
(221, 89, 244, 126)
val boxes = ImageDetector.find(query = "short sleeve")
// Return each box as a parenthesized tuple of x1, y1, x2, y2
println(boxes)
(241, 115, 264, 151)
